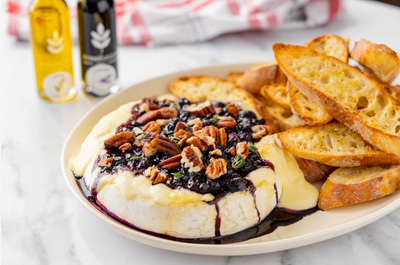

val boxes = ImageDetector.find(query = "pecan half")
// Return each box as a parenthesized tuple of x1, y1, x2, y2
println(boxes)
(105, 132, 136, 147)
(143, 121, 161, 134)
(227, 103, 239, 117)
(175, 129, 192, 147)
(142, 141, 158, 157)
(151, 135, 181, 156)
(99, 157, 113, 167)
(206, 158, 227, 179)
(194, 131, 216, 150)
(202, 126, 219, 142)
(251, 125, 275, 139)
(181, 146, 204, 172)
(137, 107, 177, 124)
(218, 128, 227, 146)
(119, 143, 131, 152)
(217, 117, 237, 130)
(186, 136, 207, 151)
(236, 142, 249, 158)
(160, 154, 182, 169)
(186, 101, 215, 116)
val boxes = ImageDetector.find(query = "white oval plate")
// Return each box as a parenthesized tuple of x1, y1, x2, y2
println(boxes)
(62, 63, 400, 256)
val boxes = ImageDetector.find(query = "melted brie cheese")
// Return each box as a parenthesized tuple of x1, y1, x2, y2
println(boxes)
(256, 135, 319, 211)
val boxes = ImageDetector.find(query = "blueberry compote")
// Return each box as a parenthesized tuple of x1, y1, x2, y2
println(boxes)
(75, 97, 318, 244)
(93, 97, 272, 197)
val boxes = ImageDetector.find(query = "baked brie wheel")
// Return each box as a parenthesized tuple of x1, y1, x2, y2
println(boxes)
(70, 94, 318, 239)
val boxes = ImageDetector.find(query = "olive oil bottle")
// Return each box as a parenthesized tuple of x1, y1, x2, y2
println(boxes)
(77, 0, 120, 97)
(29, 0, 76, 103)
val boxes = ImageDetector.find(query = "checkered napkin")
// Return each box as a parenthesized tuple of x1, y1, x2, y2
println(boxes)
(7, 0, 344, 46)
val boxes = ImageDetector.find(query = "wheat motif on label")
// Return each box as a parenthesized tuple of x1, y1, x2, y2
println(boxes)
(47, 31, 64, 54)
(90, 23, 111, 52)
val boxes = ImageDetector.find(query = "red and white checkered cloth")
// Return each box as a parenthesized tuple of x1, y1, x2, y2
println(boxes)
(7, 0, 344, 46)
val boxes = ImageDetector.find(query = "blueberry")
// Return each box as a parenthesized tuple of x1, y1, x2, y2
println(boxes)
(177, 98, 191, 106)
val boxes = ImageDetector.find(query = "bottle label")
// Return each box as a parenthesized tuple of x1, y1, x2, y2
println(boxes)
(85, 63, 117, 96)
(43, 72, 73, 99)
(90, 23, 111, 51)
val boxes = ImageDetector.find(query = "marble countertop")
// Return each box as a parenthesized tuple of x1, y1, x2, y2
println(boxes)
(3, 0, 400, 264)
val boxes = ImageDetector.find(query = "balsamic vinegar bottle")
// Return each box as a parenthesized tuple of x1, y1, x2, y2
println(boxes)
(77, 0, 121, 96)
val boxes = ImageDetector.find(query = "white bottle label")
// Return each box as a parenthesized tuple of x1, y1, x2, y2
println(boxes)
(43, 71, 72, 99)
(85, 63, 117, 96)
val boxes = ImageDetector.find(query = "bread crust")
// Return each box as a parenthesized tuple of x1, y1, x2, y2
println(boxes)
(318, 165, 400, 210)
(260, 83, 291, 111)
(350, 39, 400, 84)
(273, 43, 400, 157)
(238, 61, 287, 95)
(287, 81, 332, 125)
(305, 34, 349, 63)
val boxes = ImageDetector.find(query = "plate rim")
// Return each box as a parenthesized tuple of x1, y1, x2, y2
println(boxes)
(61, 62, 400, 256)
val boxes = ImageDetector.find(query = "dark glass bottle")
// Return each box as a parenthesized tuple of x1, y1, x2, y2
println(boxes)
(77, 0, 120, 96)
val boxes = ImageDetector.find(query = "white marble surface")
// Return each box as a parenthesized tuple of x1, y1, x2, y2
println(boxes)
(3, 0, 400, 264)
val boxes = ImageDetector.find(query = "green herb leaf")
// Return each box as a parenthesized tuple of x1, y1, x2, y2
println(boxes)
(129, 156, 144, 161)
(132, 171, 139, 177)
(172, 172, 183, 180)
(168, 135, 181, 143)
(149, 102, 158, 106)
(142, 132, 149, 138)
(211, 115, 220, 122)
(232, 154, 246, 169)
(248, 145, 258, 152)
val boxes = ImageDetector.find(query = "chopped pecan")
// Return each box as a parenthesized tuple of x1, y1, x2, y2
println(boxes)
(187, 118, 203, 131)
(142, 141, 158, 157)
(105, 132, 136, 147)
(151, 135, 181, 156)
(175, 129, 192, 147)
(119, 143, 131, 152)
(194, 131, 216, 150)
(99, 157, 113, 167)
(186, 136, 207, 151)
(160, 154, 182, 169)
(137, 107, 177, 124)
(236, 142, 249, 158)
(218, 128, 227, 146)
(229, 147, 236, 157)
(215, 107, 223, 114)
(206, 158, 227, 179)
(217, 117, 237, 130)
(139, 103, 150, 112)
(186, 101, 215, 116)
(156, 119, 169, 126)
(141, 97, 158, 105)
(181, 146, 204, 172)
(251, 125, 275, 139)
(134, 132, 157, 147)
(144, 165, 167, 184)
(174, 122, 192, 134)
(143, 121, 161, 134)
(227, 103, 239, 117)
(209, 149, 222, 156)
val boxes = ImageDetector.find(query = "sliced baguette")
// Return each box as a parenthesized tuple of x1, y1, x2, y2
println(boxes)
(227, 72, 243, 86)
(277, 123, 400, 167)
(287, 82, 333, 125)
(287, 35, 348, 126)
(318, 165, 400, 210)
(259, 97, 305, 132)
(260, 83, 291, 111)
(169, 76, 278, 132)
(294, 156, 336, 183)
(305, 35, 349, 63)
(273, 43, 400, 157)
(238, 61, 287, 95)
(350, 39, 400, 84)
